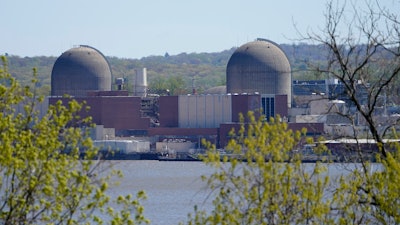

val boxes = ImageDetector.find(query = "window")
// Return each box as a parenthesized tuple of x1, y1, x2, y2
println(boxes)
(261, 95, 275, 121)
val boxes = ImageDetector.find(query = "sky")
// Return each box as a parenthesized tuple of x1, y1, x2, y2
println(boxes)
(1, 0, 395, 59)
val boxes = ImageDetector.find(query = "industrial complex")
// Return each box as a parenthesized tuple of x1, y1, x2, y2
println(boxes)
(45, 39, 395, 159)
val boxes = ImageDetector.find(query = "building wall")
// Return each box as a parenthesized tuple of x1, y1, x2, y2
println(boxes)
(288, 123, 324, 136)
(94, 140, 150, 153)
(87, 90, 129, 97)
(148, 127, 219, 148)
(231, 94, 261, 122)
(49, 95, 149, 131)
(275, 95, 288, 118)
(219, 123, 242, 148)
(148, 127, 218, 136)
(155, 141, 196, 152)
(219, 122, 324, 148)
(99, 97, 149, 130)
(84, 97, 103, 125)
(14, 97, 49, 120)
(159, 96, 179, 127)
(178, 95, 232, 128)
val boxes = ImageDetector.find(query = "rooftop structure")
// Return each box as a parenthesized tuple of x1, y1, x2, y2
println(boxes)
(226, 38, 292, 107)
(51, 45, 112, 96)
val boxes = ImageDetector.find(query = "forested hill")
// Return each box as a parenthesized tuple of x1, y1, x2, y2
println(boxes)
(3, 43, 327, 95)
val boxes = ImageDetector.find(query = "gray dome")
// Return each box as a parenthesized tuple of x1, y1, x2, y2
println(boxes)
(51, 45, 112, 96)
(226, 39, 291, 106)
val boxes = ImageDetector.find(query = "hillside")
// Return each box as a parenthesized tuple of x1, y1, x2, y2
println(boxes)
(3, 44, 327, 95)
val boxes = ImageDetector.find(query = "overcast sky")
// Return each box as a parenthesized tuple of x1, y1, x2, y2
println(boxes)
(1, 0, 396, 59)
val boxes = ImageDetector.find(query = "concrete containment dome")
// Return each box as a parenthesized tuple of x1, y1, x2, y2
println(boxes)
(226, 39, 291, 106)
(51, 45, 112, 96)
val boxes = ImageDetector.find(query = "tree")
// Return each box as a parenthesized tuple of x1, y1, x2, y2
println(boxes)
(167, 75, 187, 95)
(301, 0, 400, 158)
(148, 75, 187, 95)
(0, 56, 149, 224)
(301, 1, 400, 223)
(186, 113, 333, 225)
(186, 1, 400, 224)
(186, 115, 400, 225)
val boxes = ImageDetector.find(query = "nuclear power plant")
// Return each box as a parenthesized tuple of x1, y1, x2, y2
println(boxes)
(49, 40, 350, 158)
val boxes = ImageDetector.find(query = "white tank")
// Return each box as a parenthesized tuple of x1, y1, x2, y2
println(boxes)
(134, 68, 147, 97)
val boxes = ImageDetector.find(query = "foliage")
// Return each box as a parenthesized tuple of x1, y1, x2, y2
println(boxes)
(4, 55, 55, 88)
(185, 113, 333, 225)
(148, 74, 187, 95)
(184, 112, 400, 225)
(0, 56, 149, 224)
(332, 154, 400, 224)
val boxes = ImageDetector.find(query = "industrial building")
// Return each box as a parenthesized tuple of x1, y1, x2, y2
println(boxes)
(49, 40, 325, 155)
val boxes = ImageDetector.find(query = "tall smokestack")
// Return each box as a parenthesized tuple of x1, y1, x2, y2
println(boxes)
(134, 68, 147, 97)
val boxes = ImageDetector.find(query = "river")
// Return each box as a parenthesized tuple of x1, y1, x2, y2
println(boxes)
(103, 160, 215, 225)
(102, 160, 376, 225)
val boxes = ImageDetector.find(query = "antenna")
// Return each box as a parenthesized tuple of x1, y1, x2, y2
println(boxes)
(192, 77, 197, 95)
